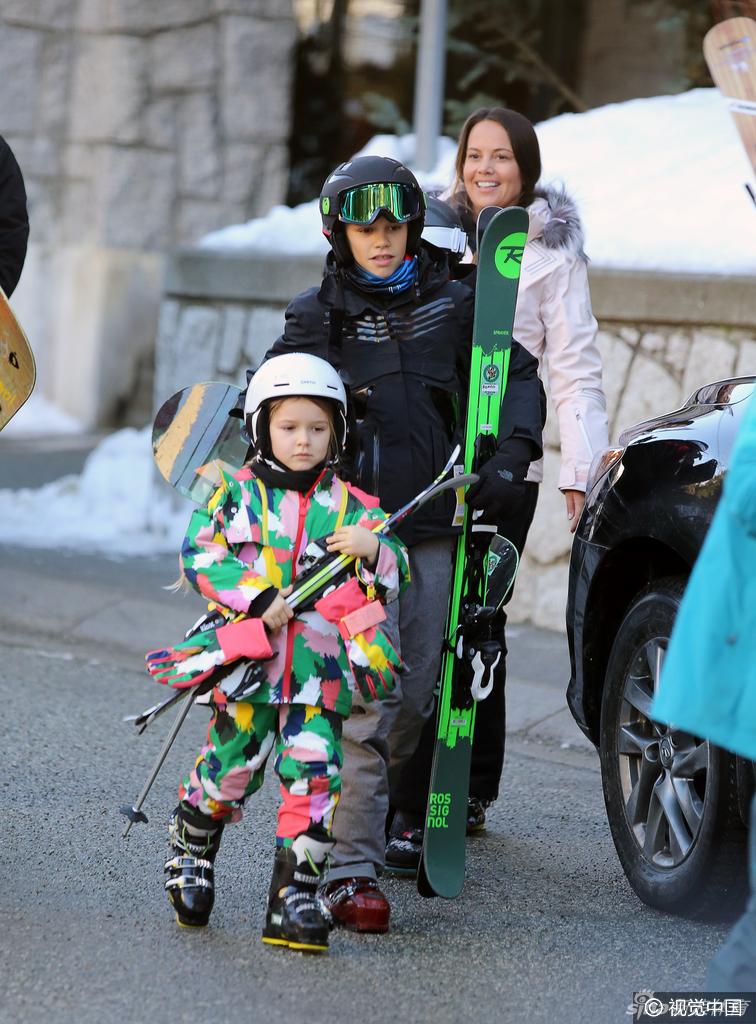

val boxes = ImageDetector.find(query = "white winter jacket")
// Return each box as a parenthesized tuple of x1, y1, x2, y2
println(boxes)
(452, 187, 609, 492)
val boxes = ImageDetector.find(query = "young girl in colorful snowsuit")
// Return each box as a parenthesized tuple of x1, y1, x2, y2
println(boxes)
(163, 352, 409, 952)
(264, 155, 544, 931)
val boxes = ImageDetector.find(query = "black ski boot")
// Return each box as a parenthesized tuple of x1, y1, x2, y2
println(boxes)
(262, 841, 331, 953)
(384, 810, 423, 876)
(164, 806, 223, 928)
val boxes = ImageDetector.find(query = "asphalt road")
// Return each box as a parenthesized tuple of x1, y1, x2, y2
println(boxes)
(1, 545, 732, 1024)
(0, 436, 734, 1024)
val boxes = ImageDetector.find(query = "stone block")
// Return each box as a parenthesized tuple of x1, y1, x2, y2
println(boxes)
(48, 245, 164, 427)
(178, 93, 221, 198)
(24, 178, 58, 245)
(248, 144, 290, 218)
(681, 330, 737, 399)
(60, 178, 100, 245)
(219, 15, 296, 143)
(69, 35, 145, 145)
(145, 97, 179, 150)
(77, 0, 212, 33)
(639, 330, 665, 355)
(618, 326, 639, 346)
(63, 142, 98, 180)
(595, 329, 633, 436)
(99, 147, 176, 249)
(154, 299, 181, 405)
(4, 135, 60, 180)
(223, 142, 260, 204)
(217, 305, 247, 374)
(664, 331, 692, 378)
(38, 31, 74, 137)
(542, 403, 560, 449)
(735, 339, 756, 377)
(524, 449, 573, 566)
(245, 306, 284, 367)
(176, 198, 246, 246)
(614, 350, 681, 435)
(211, 0, 293, 15)
(0, 27, 41, 134)
(149, 23, 217, 93)
(223, 141, 289, 213)
(3, 0, 75, 29)
(170, 304, 222, 388)
(530, 559, 570, 633)
(506, 550, 536, 625)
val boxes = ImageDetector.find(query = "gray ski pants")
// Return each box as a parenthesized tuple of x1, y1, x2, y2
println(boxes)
(326, 535, 455, 882)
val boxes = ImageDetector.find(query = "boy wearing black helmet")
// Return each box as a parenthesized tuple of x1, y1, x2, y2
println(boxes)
(264, 155, 544, 933)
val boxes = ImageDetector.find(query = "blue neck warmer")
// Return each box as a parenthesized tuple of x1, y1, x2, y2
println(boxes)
(349, 256, 418, 295)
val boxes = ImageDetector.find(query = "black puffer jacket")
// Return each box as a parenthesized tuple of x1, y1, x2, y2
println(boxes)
(265, 244, 543, 546)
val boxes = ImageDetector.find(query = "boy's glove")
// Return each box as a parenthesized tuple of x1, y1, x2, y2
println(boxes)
(465, 452, 528, 523)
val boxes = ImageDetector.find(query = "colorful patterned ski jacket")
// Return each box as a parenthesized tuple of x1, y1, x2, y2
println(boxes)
(180, 465, 410, 717)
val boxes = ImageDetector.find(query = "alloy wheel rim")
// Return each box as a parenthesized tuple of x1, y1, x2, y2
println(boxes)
(617, 634, 710, 868)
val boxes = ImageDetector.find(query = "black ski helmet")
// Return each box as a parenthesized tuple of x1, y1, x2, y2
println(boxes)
(421, 196, 468, 265)
(319, 155, 426, 267)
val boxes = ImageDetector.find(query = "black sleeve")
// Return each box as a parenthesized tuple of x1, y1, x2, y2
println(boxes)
(264, 287, 329, 363)
(497, 340, 545, 465)
(0, 137, 29, 297)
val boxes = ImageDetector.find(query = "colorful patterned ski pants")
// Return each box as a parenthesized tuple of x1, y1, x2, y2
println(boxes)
(179, 702, 343, 847)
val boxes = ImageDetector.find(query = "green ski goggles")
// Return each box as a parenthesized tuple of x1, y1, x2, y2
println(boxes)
(337, 182, 423, 225)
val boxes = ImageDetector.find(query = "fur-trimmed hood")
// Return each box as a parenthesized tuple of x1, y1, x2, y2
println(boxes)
(528, 186, 587, 260)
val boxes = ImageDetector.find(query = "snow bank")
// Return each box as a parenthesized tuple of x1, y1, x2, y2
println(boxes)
(4, 392, 84, 436)
(536, 89, 756, 274)
(201, 90, 756, 275)
(0, 427, 188, 555)
(201, 133, 458, 254)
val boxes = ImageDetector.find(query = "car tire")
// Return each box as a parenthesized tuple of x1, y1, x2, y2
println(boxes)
(600, 576, 747, 919)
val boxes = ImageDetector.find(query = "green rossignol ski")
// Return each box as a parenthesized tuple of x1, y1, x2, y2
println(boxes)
(418, 205, 529, 899)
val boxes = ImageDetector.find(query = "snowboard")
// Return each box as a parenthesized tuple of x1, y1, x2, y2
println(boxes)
(418, 205, 528, 899)
(704, 16, 756, 202)
(152, 381, 248, 504)
(0, 287, 35, 431)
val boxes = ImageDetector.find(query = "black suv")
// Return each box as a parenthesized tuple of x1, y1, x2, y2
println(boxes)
(567, 376, 755, 917)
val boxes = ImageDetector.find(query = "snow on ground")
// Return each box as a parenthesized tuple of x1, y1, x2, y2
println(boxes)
(536, 89, 756, 274)
(201, 132, 458, 256)
(0, 427, 188, 554)
(4, 392, 85, 436)
(3, 88, 754, 558)
(202, 89, 756, 275)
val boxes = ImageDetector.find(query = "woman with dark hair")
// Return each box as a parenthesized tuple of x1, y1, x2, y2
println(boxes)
(387, 106, 608, 865)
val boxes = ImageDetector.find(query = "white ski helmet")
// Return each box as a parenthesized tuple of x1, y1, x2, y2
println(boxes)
(244, 352, 349, 454)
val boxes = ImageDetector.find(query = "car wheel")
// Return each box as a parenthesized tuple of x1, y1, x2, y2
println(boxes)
(600, 576, 747, 919)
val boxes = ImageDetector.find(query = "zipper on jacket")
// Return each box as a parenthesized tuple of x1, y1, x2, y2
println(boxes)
(281, 474, 324, 702)
(575, 409, 594, 458)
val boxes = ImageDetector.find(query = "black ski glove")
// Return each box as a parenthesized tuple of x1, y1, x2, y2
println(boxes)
(466, 440, 535, 522)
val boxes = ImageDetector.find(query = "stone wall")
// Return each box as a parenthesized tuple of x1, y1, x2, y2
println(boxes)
(1, 0, 296, 426)
(156, 253, 756, 631)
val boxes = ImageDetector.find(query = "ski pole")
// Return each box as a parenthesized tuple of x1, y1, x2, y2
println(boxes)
(120, 687, 196, 838)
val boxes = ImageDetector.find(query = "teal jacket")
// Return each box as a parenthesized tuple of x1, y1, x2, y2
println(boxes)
(652, 391, 756, 760)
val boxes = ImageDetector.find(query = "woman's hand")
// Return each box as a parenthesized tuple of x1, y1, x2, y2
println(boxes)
(564, 490, 586, 534)
(326, 525, 380, 565)
(261, 585, 293, 632)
